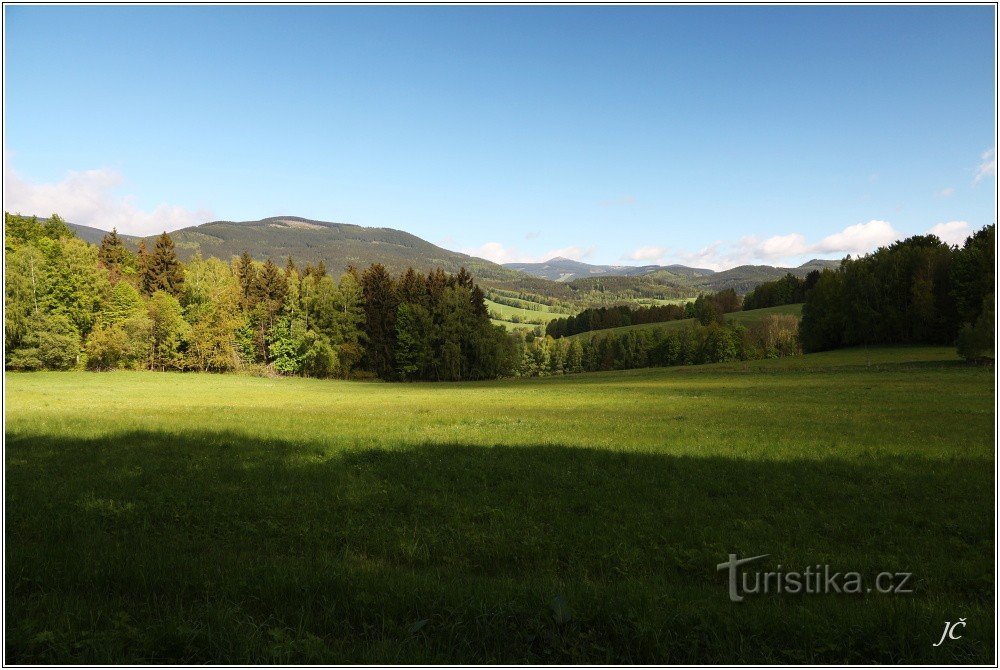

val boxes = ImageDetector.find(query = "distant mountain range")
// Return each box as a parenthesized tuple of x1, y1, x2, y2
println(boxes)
(506, 255, 840, 290)
(503, 257, 716, 282)
(60, 215, 841, 299)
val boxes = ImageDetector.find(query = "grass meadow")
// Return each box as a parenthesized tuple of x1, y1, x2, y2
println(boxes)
(485, 298, 562, 318)
(4, 346, 994, 663)
(485, 298, 562, 331)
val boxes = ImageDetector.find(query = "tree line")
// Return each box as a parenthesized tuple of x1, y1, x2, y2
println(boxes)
(9, 212, 988, 377)
(799, 225, 994, 360)
(741, 271, 820, 310)
(544, 289, 742, 338)
(4, 213, 808, 379)
(522, 314, 801, 376)
(4, 213, 515, 380)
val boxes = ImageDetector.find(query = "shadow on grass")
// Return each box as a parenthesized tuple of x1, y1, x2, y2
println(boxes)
(5, 430, 994, 664)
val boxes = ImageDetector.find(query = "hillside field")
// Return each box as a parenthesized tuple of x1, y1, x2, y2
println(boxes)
(484, 298, 562, 326)
(5, 347, 994, 663)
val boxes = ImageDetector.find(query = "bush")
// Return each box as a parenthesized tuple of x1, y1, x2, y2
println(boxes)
(85, 323, 131, 370)
(746, 315, 802, 359)
(6, 313, 81, 370)
(957, 294, 994, 362)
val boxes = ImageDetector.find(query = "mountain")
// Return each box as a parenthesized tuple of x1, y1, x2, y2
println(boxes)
(506, 256, 840, 293)
(682, 260, 841, 294)
(69, 216, 522, 281)
(65, 222, 141, 246)
(504, 257, 720, 282)
(503, 257, 664, 281)
(796, 258, 843, 272)
(60, 216, 843, 300)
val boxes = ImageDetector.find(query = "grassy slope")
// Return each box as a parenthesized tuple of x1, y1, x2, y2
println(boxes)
(484, 298, 561, 324)
(487, 297, 696, 330)
(630, 297, 696, 306)
(566, 303, 804, 340)
(5, 347, 994, 663)
(490, 317, 538, 332)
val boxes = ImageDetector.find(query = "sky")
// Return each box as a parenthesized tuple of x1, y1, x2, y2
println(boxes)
(3, 5, 996, 270)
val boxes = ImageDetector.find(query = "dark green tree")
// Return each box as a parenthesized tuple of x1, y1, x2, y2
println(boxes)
(97, 228, 135, 282)
(141, 232, 185, 297)
(361, 263, 399, 379)
(235, 251, 258, 308)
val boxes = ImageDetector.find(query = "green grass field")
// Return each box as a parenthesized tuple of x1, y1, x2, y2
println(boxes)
(567, 303, 804, 339)
(485, 298, 563, 323)
(5, 347, 994, 663)
(490, 317, 538, 331)
(630, 297, 696, 307)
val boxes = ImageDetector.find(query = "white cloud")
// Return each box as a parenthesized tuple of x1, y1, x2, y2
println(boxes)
(524, 230, 540, 240)
(749, 233, 810, 260)
(927, 220, 971, 246)
(461, 241, 595, 265)
(3, 156, 212, 235)
(936, 187, 956, 198)
(673, 242, 732, 271)
(626, 246, 669, 262)
(814, 220, 901, 255)
(660, 220, 908, 271)
(974, 147, 996, 185)
(461, 242, 527, 264)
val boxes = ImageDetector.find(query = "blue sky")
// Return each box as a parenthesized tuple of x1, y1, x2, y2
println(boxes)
(4, 5, 995, 269)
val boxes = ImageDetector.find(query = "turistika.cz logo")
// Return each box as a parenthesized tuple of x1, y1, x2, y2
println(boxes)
(716, 554, 914, 602)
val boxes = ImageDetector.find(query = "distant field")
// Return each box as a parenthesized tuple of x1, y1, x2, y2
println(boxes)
(5, 346, 993, 663)
(490, 317, 540, 332)
(484, 298, 562, 324)
(629, 297, 695, 307)
(567, 303, 803, 339)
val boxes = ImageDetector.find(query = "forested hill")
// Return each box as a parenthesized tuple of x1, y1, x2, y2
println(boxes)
(60, 215, 841, 300)
(673, 261, 841, 295)
(507, 255, 840, 288)
(68, 216, 523, 282)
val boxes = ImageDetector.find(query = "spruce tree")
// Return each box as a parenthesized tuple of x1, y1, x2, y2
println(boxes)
(470, 285, 488, 318)
(360, 263, 399, 379)
(137, 241, 152, 294)
(455, 267, 474, 290)
(255, 259, 288, 305)
(98, 228, 134, 283)
(236, 251, 258, 308)
(141, 232, 184, 297)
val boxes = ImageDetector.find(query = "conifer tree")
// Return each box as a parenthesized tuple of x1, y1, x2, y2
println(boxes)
(141, 232, 184, 297)
(97, 228, 134, 283)
(455, 266, 474, 290)
(236, 251, 258, 308)
(360, 263, 398, 379)
(137, 241, 151, 293)
(470, 285, 488, 318)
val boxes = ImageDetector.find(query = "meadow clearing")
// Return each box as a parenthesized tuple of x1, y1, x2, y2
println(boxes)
(4, 346, 994, 663)
(485, 297, 563, 331)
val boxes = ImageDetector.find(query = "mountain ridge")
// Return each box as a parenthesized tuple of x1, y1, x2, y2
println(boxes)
(67, 215, 522, 282)
(54, 215, 843, 299)
(504, 255, 838, 282)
